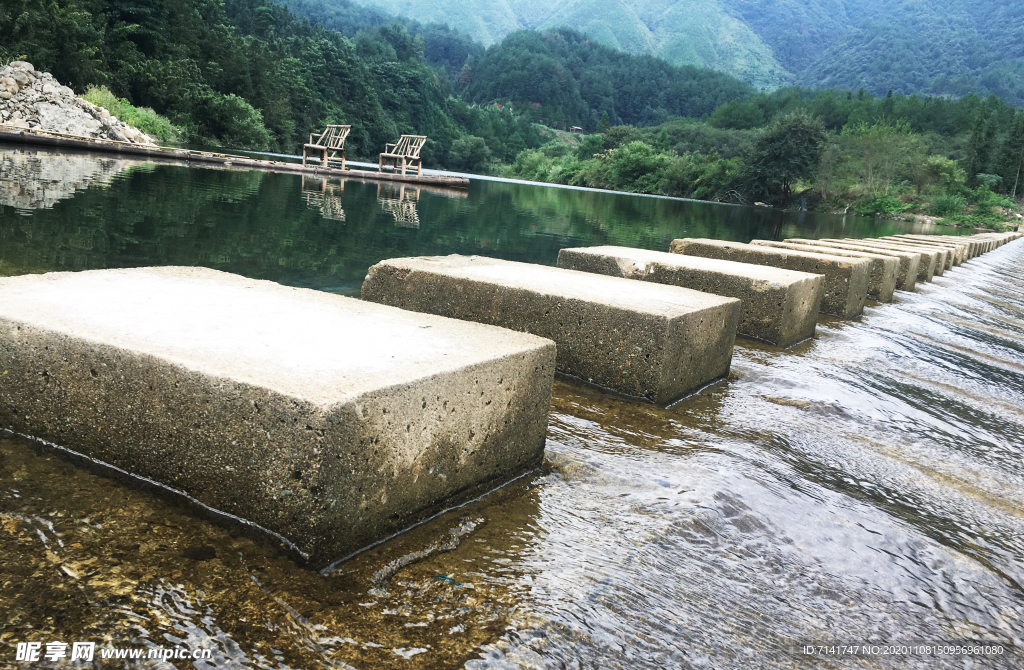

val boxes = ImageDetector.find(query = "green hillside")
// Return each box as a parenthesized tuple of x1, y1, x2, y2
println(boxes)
(796, 1, 1024, 106)
(345, 0, 791, 89)
(337, 0, 1024, 104)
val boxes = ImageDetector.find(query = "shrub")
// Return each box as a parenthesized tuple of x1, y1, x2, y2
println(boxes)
(448, 135, 491, 172)
(854, 195, 912, 216)
(81, 86, 181, 141)
(194, 92, 272, 150)
(606, 141, 671, 193)
(931, 193, 966, 217)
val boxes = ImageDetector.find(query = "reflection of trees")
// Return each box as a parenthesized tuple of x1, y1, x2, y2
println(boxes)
(0, 148, 143, 211)
(0, 158, 962, 292)
(301, 177, 345, 222)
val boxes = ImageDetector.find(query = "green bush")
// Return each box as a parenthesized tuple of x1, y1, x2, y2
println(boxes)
(194, 92, 272, 150)
(606, 141, 671, 193)
(931, 193, 966, 217)
(853, 196, 911, 216)
(81, 86, 181, 141)
(448, 135, 491, 172)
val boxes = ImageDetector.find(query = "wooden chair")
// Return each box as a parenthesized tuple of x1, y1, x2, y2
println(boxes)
(379, 135, 428, 175)
(303, 125, 351, 169)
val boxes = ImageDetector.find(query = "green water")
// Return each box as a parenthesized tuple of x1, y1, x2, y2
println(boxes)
(0, 146, 963, 290)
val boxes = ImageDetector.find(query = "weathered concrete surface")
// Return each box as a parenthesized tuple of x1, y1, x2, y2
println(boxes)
(362, 255, 741, 405)
(750, 240, 897, 302)
(556, 246, 823, 347)
(898, 235, 969, 263)
(0, 267, 556, 567)
(890, 236, 966, 265)
(882, 237, 954, 270)
(669, 238, 870, 319)
(829, 239, 938, 282)
(785, 239, 920, 292)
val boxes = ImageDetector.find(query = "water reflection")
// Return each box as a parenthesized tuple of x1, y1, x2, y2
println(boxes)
(0, 145, 966, 291)
(301, 176, 347, 222)
(377, 182, 421, 228)
(0, 147, 145, 212)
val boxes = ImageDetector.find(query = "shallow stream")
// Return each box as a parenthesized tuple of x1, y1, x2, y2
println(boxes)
(1, 147, 1021, 668)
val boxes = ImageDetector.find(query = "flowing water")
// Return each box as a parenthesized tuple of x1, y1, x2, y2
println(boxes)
(1, 146, 1021, 668)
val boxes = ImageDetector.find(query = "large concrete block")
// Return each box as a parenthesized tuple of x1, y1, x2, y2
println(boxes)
(893, 235, 967, 264)
(749, 240, 898, 302)
(669, 238, 870, 319)
(0, 267, 556, 567)
(362, 255, 741, 405)
(785, 239, 920, 292)
(882, 237, 954, 270)
(556, 246, 823, 348)
(830, 239, 938, 282)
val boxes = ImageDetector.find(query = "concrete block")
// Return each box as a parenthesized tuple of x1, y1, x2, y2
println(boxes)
(882, 237, 954, 270)
(750, 240, 897, 302)
(362, 255, 741, 405)
(785, 239, 919, 292)
(0, 267, 556, 567)
(830, 239, 938, 282)
(891, 236, 967, 265)
(669, 238, 870, 319)
(556, 246, 823, 348)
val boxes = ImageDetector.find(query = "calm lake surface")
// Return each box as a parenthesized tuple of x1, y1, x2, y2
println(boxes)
(2, 146, 1022, 669)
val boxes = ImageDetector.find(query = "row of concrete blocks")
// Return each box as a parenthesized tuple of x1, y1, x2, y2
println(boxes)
(1, 231, 1019, 566)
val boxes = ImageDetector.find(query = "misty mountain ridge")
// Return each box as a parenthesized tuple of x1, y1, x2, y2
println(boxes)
(337, 0, 1024, 104)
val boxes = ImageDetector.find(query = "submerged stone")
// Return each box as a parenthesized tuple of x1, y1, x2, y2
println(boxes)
(361, 254, 742, 405)
(0, 267, 555, 567)
(556, 245, 823, 348)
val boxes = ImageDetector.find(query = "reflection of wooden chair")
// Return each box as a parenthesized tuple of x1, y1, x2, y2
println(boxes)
(377, 183, 421, 227)
(303, 125, 351, 169)
(379, 135, 427, 175)
(301, 177, 346, 221)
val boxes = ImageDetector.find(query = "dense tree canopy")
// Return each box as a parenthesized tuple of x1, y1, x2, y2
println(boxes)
(461, 29, 755, 131)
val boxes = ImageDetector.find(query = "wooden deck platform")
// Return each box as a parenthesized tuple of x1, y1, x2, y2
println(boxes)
(0, 126, 470, 187)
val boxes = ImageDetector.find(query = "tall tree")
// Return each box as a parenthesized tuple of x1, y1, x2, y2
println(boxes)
(747, 110, 826, 203)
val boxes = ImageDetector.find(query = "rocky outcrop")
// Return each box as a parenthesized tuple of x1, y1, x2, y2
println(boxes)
(0, 61, 155, 145)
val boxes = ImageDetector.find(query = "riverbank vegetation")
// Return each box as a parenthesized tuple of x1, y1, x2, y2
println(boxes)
(505, 89, 1024, 230)
(80, 87, 182, 142)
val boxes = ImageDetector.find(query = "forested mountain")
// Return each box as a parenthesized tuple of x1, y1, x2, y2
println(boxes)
(460, 30, 755, 129)
(0, 0, 754, 161)
(796, 2, 1024, 105)
(338, 0, 1024, 104)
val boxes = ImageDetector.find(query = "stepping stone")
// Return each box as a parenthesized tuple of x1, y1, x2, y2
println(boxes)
(882, 237, 954, 270)
(830, 239, 938, 282)
(750, 240, 898, 303)
(785, 239, 920, 292)
(556, 245, 823, 347)
(669, 238, 871, 319)
(0, 267, 555, 567)
(892, 235, 968, 264)
(362, 255, 742, 405)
